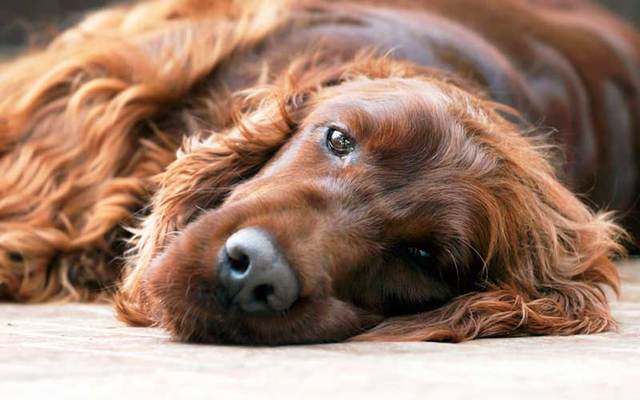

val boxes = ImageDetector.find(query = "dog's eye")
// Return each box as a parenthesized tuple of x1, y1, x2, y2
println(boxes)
(406, 247, 432, 260)
(394, 243, 435, 268)
(326, 127, 356, 156)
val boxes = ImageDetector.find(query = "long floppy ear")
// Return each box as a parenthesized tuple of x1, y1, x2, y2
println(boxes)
(0, 0, 287, 301)
(354, 107, 625, 342)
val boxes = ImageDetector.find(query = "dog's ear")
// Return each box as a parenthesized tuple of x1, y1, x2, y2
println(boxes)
(353, 276, 619, 342)
(355, 199, 623, 343)
(354, 111, 625, 342)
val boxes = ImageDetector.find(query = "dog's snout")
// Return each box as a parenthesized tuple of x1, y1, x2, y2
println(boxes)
(218, 228, 299, 314)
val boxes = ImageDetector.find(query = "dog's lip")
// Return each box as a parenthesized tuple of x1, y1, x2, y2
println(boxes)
(225, 299, 301, 318)
(200, 280, 307, 320)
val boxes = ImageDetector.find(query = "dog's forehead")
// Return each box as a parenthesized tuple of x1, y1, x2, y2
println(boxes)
(309, 78, 457, 146)
(317, 78, 452, 111)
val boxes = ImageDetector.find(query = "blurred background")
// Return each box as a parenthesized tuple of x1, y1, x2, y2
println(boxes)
(0, 0, 639, 55)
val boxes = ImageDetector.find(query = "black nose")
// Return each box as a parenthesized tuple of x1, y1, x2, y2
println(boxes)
(218, 228, 300, 314)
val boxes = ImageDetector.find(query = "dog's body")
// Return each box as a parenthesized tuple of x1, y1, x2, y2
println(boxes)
(0, 0, 638, 344)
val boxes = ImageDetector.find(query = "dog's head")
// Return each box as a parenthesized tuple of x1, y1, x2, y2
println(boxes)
(116, 58, 622, 345)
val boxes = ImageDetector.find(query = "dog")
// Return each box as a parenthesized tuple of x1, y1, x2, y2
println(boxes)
(0, 0, 638, 345)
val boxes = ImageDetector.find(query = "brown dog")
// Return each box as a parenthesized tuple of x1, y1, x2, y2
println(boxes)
(0, 0, 638, 345)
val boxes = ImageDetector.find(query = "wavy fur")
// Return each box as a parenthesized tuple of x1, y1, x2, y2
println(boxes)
(0, 0, 636, 344)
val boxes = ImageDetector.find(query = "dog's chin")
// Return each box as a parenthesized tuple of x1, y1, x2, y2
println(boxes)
(142, 245, 382, 345)
(151, 287, 381, 345)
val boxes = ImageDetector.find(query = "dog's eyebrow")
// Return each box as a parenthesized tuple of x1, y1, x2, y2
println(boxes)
(309, 85, 451, 141)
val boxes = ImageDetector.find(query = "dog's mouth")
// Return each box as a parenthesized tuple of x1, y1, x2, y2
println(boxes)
(142, 208, 384, 345)
(150, 275, 378, 345)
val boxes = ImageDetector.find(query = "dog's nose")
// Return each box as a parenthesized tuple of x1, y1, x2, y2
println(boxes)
(218, 228, 300, 314)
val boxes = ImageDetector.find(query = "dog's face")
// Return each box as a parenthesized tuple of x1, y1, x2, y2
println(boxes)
(139, 75, 524, 344)
(127, 64, 619, 345)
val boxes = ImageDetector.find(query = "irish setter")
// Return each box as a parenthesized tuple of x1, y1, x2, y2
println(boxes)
(1, 0, 638, 345)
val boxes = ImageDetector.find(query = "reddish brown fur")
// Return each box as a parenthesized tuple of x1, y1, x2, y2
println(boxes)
(0, 0, 637, 345)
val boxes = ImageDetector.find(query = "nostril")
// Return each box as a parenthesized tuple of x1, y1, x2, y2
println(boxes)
(228, 251, 250, 275)
(252, 284, 274, 305)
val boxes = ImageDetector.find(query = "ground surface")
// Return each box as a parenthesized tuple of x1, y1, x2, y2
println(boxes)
(1, 262, 639, 400)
